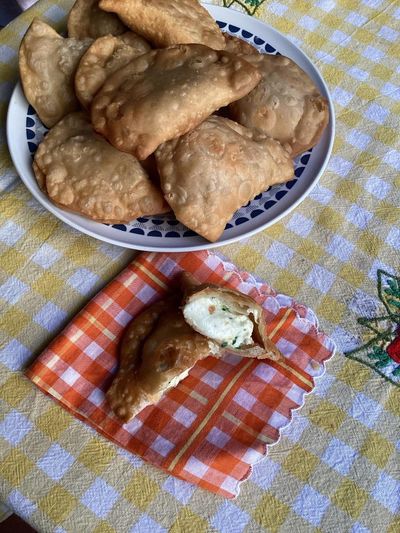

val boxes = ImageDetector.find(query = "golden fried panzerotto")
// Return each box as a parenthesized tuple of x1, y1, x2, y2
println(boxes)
(68, 0, 127, 39)
(91, 44, 262, 160)
(19, 18, 92, 128)
(33, 112, 167, 223)
(108, 278, 283, 422)
(99, 0, 225, 49)
(107, 298, 218, 423)
(155, 116, 293, 242)
(229, 53, 329, 156)
(75, 32, 151, 109)
(181, 272, 283, 361)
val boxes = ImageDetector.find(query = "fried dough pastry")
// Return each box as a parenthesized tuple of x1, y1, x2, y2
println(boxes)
(107, 299, 217, 422)
(181, 272, 283, 361)
(75, 32, 151, 109)
(224, 34, 260, 56)
(67, 0, 126, 39)
(155, 116, 293, 242)
(33, 112, 167, 223)
(99, 0, 225, 49)
(91, 44, 262, 160)
(229, 53, 329, 156)
(19, 18, 92, 128)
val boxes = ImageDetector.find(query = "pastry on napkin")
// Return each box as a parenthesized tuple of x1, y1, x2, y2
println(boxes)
(91, 44, 261, 160)
(98, 0, 225, 49)
(107, 297, 218, 423)
(108, 274, 283, 423)
(26, 251, 335, 498)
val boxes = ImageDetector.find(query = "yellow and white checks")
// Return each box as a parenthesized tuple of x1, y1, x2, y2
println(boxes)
(0, 0, 399, 531)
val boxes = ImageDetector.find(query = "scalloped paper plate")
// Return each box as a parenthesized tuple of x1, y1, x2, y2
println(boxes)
(7, 4, 335, 251)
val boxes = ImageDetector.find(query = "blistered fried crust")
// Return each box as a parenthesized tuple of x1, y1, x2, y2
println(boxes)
(75, 32, 151, 109)
(19, 18, 92, 128)
(107, 300, 213, 422)
(230, 53, 329, 156)
(99, 0, 225, 49)
(91, 44, 262, 160)
(32, 161, 46, 192)
(224, 34, 260, 56)
(181, 272, 283, 361)
(33, 112, 167, 222)
(155, 116, 293, 242)
(67, 0, 126, 39)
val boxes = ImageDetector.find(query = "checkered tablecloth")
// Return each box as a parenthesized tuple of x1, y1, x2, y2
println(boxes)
(0, 1, 399, 532)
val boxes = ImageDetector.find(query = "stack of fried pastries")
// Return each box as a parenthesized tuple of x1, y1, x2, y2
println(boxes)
(19, 0, 329, 242)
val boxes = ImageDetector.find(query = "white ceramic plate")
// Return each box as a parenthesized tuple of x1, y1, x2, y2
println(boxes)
(7, 4, 335, 252)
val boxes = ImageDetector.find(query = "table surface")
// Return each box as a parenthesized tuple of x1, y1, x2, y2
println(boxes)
(0, 1, 399, 532)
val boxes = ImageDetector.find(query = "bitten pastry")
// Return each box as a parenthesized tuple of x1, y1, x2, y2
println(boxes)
(229, 53, 329, 156)
(99, 0, 225, 49)
(68, 0, 127, 39)
(181, 272, 283, 361)
(107, 298, 218, 422)
(19, 18, 92, 128)
(75, 32, 151, 109)
(33, 112, 167, 222)
(155, 116, 294, 242)
(91, 44, 262, 160)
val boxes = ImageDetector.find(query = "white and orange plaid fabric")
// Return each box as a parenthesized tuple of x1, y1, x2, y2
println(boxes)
(26, 251, 335, 498)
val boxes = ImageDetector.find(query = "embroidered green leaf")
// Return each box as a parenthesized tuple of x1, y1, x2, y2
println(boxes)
(386, 278, 400, 295)
(368, 346, 388, 360)
(358, 316, 396, 334)
(345, 327, 398, 361)
(386, 298, 400, 309)
(377, 269, 400, 318)
(345, 268, 400, 387)
(375, 358, 391, 368)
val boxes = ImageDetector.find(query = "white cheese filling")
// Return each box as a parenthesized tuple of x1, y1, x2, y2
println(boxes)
(184, 296, 253, 348)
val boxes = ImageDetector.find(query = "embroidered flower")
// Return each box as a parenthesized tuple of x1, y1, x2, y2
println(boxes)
(345, 270, 400, 384)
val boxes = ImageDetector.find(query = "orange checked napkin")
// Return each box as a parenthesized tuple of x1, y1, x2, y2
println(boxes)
(26, 251, 335, 498)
